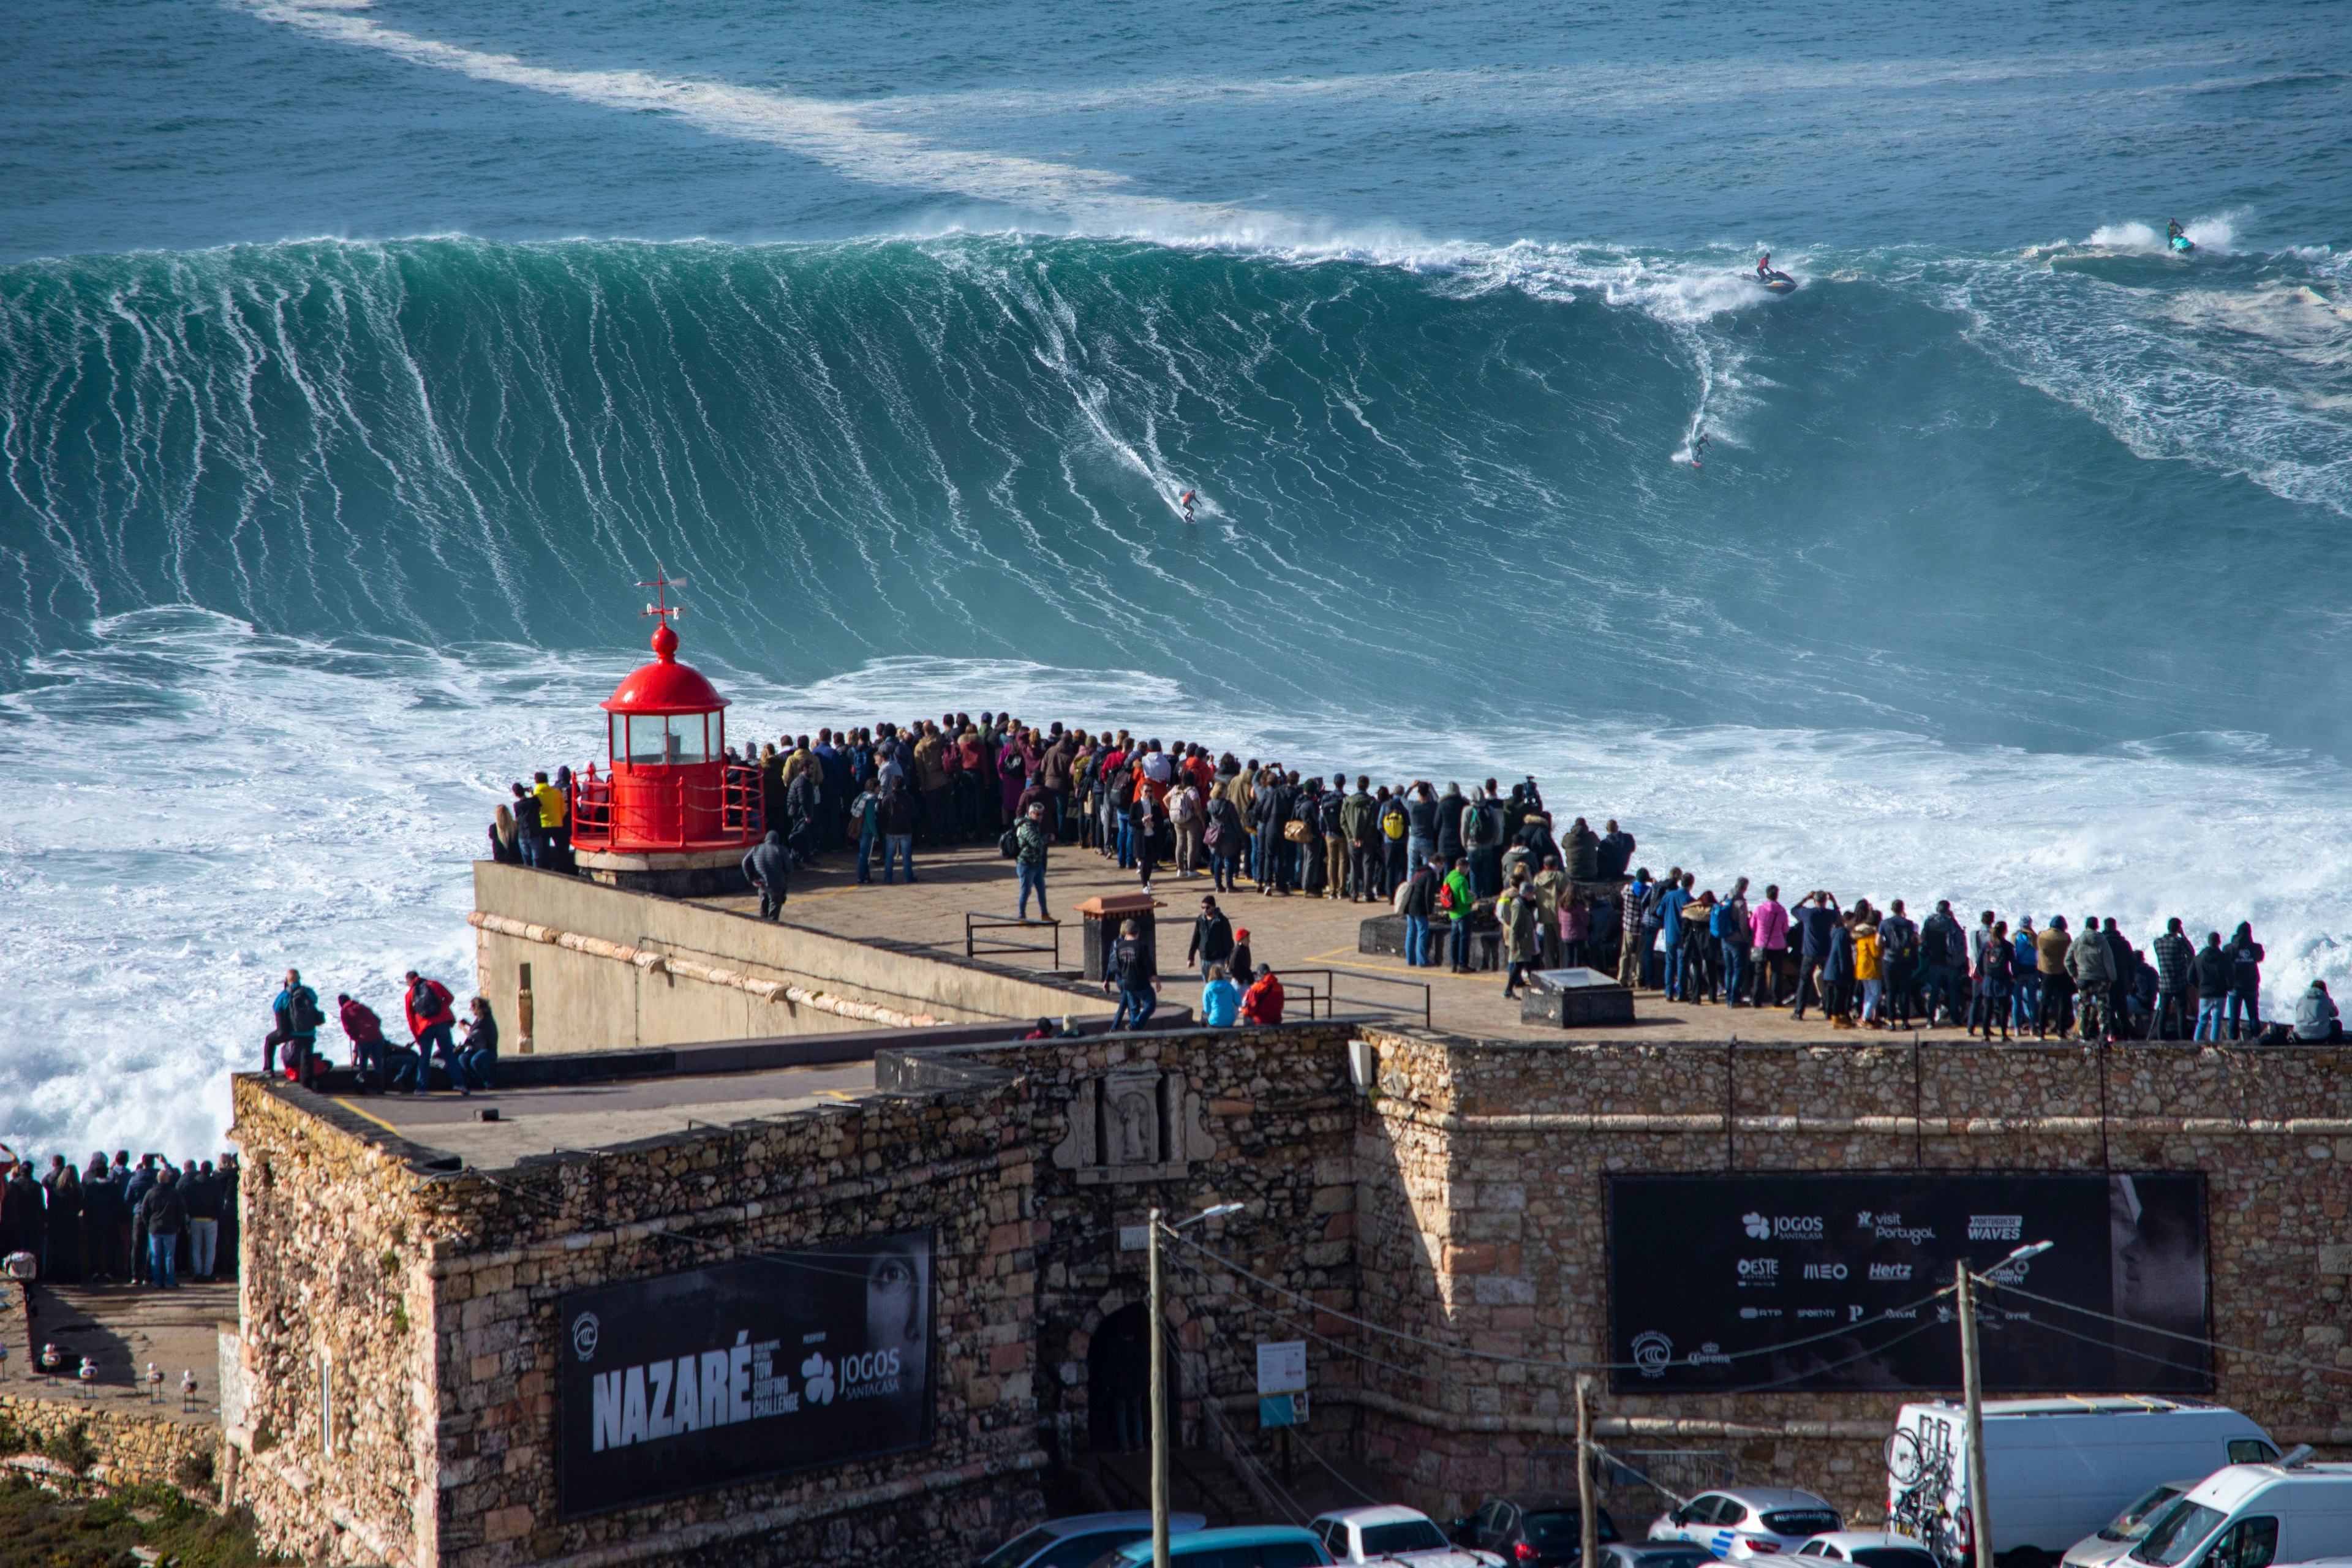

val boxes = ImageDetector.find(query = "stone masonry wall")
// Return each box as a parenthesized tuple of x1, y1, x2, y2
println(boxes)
(230, 1079, 457, 1568)
(1350, 1029, 2352, 1525)
(883, 1022, 1371, 1479)
(0, 1389, 221, 1494)
(233, 1069, 1046, 1568)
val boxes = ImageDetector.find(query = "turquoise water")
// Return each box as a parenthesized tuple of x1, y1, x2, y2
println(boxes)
(3, 0, 2350, 1150)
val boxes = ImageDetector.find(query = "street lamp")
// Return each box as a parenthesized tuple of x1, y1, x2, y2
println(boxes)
(1957, 1242, 2052, 1568)
(1151, 1203, 1243, 1568)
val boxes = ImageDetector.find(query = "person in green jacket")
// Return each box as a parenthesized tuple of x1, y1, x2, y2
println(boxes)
(1014, 802, 1052, 921)
(1443, 856, 1477, 973)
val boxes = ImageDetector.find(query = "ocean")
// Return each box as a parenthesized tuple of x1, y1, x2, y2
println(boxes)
(4, 0, 2350, 1155)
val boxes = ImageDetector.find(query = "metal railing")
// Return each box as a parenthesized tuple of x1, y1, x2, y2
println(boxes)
(1267, 967, 1432, 1029)
(964, 913, 1063, 968)
(568, 761, 764, 851)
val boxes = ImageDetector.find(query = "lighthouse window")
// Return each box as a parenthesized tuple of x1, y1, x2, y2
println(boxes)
(624, 714, 710, 766)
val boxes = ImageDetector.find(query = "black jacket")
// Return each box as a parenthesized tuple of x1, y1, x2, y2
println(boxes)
(1401, 865, 1439, 919)
(1434, 792, 1467, 856)
(743, 831, 791, 892)
(138, 1183, 188, 1238)
(2193, 943, 2232, 996)
(1188, 911, 1234, 966)
(1597, 829, 1634, 880)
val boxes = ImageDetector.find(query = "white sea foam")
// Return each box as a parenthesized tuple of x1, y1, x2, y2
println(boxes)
(2082, 211, 2239, 254)
(11, 623, 2352, 1161)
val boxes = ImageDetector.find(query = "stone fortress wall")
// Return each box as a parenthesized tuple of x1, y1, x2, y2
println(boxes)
(467, 861, 1116, 1055)
(221, 1021, 2352, 1566)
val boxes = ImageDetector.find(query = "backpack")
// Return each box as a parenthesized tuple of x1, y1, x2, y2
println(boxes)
(1381, 803, 1406, 840)
(290, 986, 324, 1033)
(998, 827, 1020, 859)
(1436, 880, 1457, 914)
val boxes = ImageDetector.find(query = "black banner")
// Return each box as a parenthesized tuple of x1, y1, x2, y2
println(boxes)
(1607, 1174, 2206, 1394)
(557, 1232, 933, 1517)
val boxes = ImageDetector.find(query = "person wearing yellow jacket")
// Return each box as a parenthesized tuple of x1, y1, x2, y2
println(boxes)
(1855, 918, 1885, 1027)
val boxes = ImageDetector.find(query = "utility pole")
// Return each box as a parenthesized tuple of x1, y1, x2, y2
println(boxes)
(1577, 1374, 1599, 1568)
(1954, 1242, 2046, 1568)
(1151, 1205, 1169, 1568)
(1955, 1261, 1991, 1568)
(1147, 1201, 1241, 1568)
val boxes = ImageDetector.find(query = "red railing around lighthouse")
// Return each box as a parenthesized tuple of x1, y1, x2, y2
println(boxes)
(567, 761, 764, 852)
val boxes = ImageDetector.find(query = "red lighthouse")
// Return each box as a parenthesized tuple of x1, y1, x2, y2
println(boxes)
(567, 574, 763, 895)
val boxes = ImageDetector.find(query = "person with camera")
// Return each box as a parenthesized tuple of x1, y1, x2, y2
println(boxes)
(266, 968, 324, 1088)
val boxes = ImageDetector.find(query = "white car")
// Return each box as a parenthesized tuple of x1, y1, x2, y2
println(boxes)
(976, 1511, 1207, 1568)
(2061, 1482, 2204, 1568)
(1651, 1491, 1844, 1560)
(1793, 1533, 1939, 1568)
(1313, 1506, 1505, 1566)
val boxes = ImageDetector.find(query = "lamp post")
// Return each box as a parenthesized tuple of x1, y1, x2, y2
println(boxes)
(1151, 1202, 1243, 1568)
(1958, 1241, 2052, 1568)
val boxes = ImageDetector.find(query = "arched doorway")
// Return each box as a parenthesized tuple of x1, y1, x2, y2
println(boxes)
(1086, 1303, 1157, 1454)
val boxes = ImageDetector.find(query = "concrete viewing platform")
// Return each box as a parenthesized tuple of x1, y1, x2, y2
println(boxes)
(321, 1056, 878, 1169)
(690, 839, 1877, 1046)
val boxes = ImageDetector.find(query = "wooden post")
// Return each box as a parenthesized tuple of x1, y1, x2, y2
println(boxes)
(1577, 1373, 1599, 1568)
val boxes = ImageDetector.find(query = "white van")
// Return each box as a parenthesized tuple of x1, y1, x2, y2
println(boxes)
(1886, 1399, 2279, 1566)
(2122, 1460, 2352, 1568)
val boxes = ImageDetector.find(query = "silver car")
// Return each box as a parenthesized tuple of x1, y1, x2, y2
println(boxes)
(1651, 1491, 1843, 1561)
(1794, 1532, 1939, 1568)
(2060, 1483, 2203, 1568)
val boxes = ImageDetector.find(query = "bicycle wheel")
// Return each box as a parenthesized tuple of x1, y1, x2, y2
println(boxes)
(1887, 1428, 1926, 1487)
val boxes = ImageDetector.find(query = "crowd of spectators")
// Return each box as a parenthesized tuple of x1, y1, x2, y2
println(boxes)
(0, 1147, 237, 1290)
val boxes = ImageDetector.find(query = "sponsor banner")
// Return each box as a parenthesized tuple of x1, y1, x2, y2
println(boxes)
(557, 1232, 933, 1517)
(1607, 1174, 2206, 1393)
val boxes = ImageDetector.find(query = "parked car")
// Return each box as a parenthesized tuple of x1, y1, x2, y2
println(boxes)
(1313, 1505, 1505, 1565)
(1890, 1399, 2277, 1568)
(1091, 1523, 1335, 1568)
(1650, 1490, 1842, 1559)
(1453, 1493, 1622, 1565)
(2123, 1457, 2352, 1568)
(982, 1512, 1209, 1568)
(1794, 1532, 1939, 1568)
(2062, 1483, 2206, 1568)
(1597, 1543, 1723, 1568)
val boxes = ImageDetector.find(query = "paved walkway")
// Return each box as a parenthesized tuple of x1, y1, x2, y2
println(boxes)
(7, 1280, 235, 1422)
(695, 842, 1873, 1045)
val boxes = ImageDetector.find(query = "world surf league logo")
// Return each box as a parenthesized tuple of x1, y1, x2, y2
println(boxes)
(1631, 1330, 1675, 1379)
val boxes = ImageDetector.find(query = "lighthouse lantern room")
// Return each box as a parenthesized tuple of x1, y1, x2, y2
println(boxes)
(567, 574, 764, 895)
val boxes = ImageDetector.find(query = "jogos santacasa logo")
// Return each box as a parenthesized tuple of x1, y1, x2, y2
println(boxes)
(1742, 1211, 1825, 1240)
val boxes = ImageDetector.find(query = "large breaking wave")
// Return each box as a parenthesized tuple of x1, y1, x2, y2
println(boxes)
(6, 228, 2352, 1155)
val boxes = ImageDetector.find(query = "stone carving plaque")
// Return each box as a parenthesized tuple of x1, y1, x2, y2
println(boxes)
(1052, 1069, 1217, 1183)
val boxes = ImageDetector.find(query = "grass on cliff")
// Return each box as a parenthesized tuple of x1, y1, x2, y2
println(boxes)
(0, 1477, 287, 1568)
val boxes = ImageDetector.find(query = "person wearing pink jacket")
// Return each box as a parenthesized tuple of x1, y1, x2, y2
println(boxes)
(1748, 884, 1792, 1008)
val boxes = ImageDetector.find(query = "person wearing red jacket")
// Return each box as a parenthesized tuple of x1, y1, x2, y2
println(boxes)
(402, 970, 469, 1095)
(337, 993, 392, 1095)
(1240, 965, 1285, 1026)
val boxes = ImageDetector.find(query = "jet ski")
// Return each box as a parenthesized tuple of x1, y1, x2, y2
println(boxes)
(1754, 268, 1797, 293)
(2167, 221, 2195, 255)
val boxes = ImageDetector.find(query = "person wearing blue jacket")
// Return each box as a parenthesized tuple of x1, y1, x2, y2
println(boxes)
(1200, 963, 1242, 1027)
(1655, 873, 1694, 1001)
